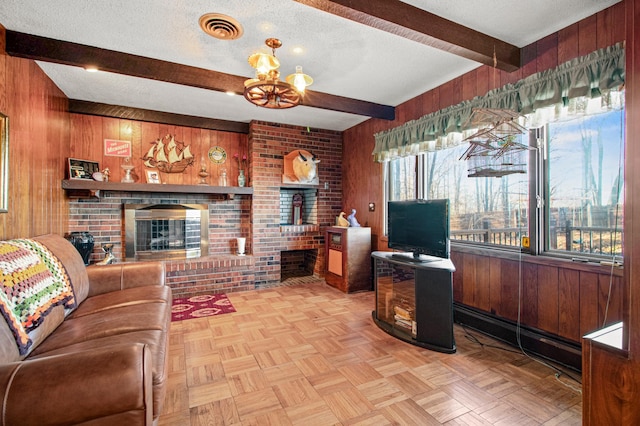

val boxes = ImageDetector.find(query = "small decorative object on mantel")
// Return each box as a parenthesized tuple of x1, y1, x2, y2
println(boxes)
(121, 157, 135, 183)
(236, 237, 246, 256)
(96, 243, 115, 265)
(234, 152, 247, 187)
(197, 157, 209, 185)
(347, 209, 361, 227)
(336, 212, 350, 227)
(218, 168, 228, 186)
(283, 149, 320, 185)
(68, 158, 100, 180)
(292, 193, 303, 225)
(142, 134, 194, 173)
(101, 168, 110, 182)
(145, 169, 161, 184)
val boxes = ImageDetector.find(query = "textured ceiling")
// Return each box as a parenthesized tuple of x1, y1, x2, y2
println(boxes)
(0, 0, 622, 131)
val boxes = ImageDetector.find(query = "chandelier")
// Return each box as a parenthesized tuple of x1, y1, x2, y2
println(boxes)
(243, 38, 313, 109)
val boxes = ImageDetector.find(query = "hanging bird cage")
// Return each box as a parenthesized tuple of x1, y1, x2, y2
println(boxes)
(461, 108, 530, 178)
(465, 138, 528, 177)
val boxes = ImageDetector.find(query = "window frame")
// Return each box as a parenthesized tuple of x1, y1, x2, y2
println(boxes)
(383, 109, 625, 262)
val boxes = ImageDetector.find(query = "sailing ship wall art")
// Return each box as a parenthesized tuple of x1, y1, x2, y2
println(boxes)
(143, 134, 195, 173)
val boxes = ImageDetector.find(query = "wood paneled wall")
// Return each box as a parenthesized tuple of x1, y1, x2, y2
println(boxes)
(341, 2, 627, 344)
(342, 3, 626, 251)
(69, 114, 248, 186)
(452, 251, 624, 343)
(0, 25, 70, 240)
(583, 0, 640, 424)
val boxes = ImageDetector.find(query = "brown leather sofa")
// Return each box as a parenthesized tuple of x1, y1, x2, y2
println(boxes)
(0, 234, 172, 425)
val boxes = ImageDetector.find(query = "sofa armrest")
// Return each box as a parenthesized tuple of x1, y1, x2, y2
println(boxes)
(86, 261, 166, 297)
(0, 343, 154, 425)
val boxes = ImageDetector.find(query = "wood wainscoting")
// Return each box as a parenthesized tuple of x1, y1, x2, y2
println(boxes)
(450, 246, 623, 371)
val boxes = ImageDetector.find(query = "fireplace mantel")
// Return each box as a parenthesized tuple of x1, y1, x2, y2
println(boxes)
(61, 179, 253, 199)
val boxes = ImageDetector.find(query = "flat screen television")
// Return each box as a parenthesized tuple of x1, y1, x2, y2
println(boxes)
(387, 199, 450, 262)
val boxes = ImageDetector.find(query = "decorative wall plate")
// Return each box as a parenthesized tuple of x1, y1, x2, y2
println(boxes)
(208, 146, 227, 164)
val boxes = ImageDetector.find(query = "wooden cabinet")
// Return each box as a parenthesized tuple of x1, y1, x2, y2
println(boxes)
(372, 251, 456, 353)
(582, 323, 640, 425)
(324, 226, 371, 293)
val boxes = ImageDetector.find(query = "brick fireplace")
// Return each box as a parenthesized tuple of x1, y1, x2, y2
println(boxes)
(66, 120, 343, 296)
(68, 191, 253, 297)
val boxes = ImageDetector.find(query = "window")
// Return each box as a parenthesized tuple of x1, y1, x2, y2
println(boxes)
(384, 107, 624, 260)
(422, 136, 530, 248)
(544, 109, 624, 258)
(387, 156, 416, 201)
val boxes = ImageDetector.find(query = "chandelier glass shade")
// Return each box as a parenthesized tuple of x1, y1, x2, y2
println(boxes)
(243, 38, 313, 109)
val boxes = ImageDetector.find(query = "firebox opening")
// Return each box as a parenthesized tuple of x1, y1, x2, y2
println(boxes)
(125, 204, 209, 260)
(280, 249, 317, 282)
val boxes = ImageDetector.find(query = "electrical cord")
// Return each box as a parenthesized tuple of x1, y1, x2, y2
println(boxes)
(512, 157, 583, 393)
(461, 323, 582, 387)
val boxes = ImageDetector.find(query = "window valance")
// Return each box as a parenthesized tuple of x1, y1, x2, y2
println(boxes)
(373, 43, 625, 162)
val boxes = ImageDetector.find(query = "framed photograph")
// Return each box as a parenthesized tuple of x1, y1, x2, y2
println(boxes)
(146, 169, 161, 184)
(0, 112, 8, 213)
(68, 158, 100, 180)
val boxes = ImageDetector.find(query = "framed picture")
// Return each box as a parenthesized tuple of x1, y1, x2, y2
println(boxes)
(68, 158, 100, 180)
(0, 112, 8, 213)
(146, 169, 161, 184)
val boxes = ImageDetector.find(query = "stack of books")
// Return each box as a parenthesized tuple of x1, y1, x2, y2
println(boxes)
(393, 303, 416, 336)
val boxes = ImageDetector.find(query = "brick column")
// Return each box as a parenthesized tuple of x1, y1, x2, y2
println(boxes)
(249, 121, 343, 287)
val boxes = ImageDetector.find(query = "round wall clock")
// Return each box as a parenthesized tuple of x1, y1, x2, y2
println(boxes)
(208, 146, 227, 164)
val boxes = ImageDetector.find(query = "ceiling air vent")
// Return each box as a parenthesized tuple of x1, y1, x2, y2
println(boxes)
(199, 13, 243, 40)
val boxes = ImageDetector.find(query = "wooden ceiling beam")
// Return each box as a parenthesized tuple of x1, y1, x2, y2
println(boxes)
(5, 30, 395, 121)
(295, 0, 521, 72)
(69, 100, 250, 134)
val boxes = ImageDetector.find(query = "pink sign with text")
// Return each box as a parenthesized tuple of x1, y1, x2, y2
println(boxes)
(104, 139, 132, 157)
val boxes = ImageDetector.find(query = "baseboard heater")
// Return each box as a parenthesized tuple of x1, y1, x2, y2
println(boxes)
(453, 303, 582, 372)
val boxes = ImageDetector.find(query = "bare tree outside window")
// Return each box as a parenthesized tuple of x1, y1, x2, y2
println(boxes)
(546, 110, 624, 257)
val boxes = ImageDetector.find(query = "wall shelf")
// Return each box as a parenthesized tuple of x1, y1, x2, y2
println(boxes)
(61, 179, 253, 199)
(279, 183, 319, 190)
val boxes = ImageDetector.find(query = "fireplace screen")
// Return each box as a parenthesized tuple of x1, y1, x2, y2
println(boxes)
(125, 204, 209, 260)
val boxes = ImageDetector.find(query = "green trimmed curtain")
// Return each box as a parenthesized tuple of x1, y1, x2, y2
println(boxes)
(373, 43, 625, 162)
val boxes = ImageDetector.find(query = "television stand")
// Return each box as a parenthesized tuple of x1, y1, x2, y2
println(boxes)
(372, 251, 456, 353)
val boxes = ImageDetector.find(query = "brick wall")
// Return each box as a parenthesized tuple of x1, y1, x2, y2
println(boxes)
(249, 121, 343, 287)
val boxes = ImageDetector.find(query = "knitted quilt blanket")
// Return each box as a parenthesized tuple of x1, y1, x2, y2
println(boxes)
(0, 239, 76, 355)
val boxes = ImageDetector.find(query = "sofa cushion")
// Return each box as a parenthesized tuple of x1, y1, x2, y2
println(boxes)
(68, 285, 171, 319)
(0, 239, 76, 355)
(29, 288, 171, 419)
(30, 297, 171, 356)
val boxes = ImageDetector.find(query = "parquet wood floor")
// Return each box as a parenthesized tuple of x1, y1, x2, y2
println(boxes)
(159, 279, 582, 425)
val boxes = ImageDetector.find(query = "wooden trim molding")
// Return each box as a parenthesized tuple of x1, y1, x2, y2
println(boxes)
(69, 100, 250, 134)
